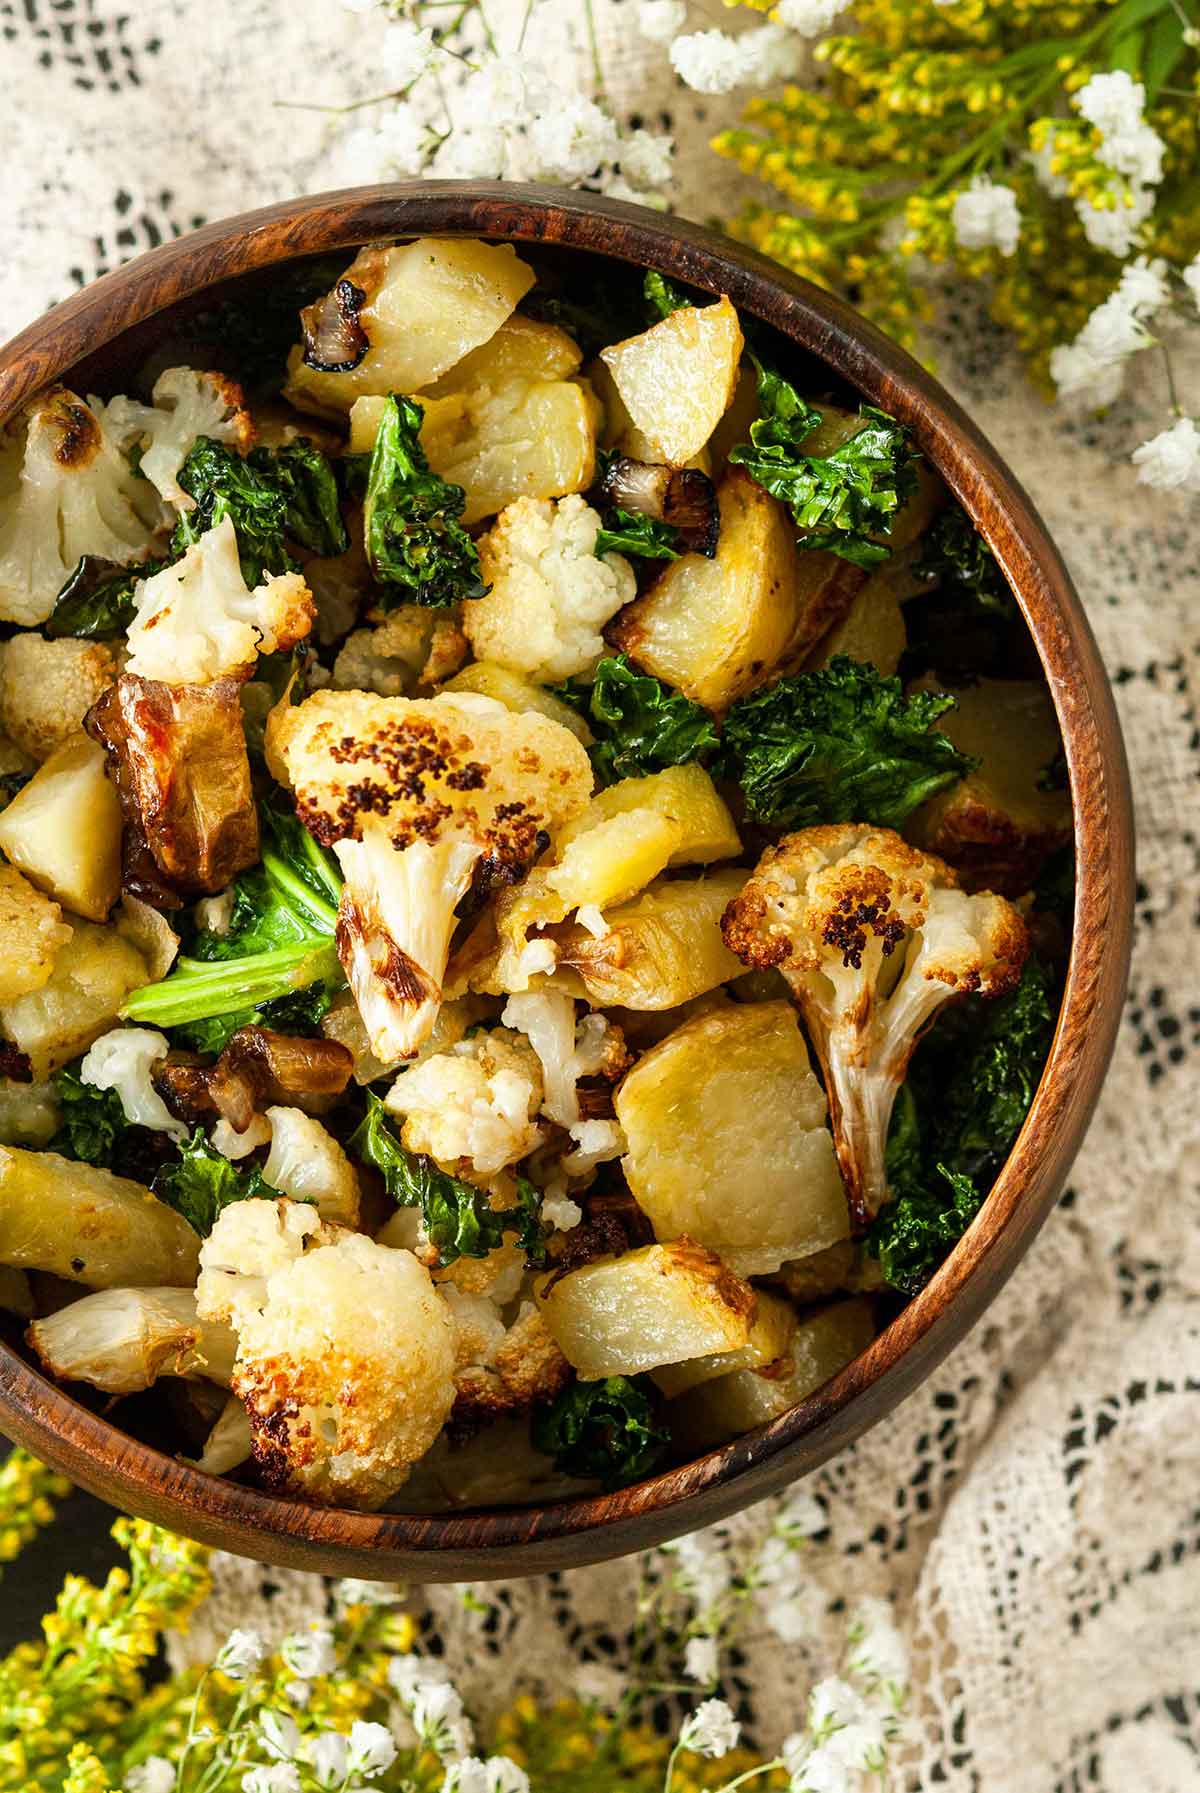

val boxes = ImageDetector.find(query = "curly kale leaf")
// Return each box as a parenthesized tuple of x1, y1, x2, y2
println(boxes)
(152, 1129, 287, 1237)
(594, 510, 681, 561)
(173, 436, 347, 585)
(49, 1065, 129, 1168)
(868, 960, 1055, 1294)
(914, 505, 1015, 618)
(730, 359, 919, 567)
(252, 440, 348, 559)
(552, 655, 719, 786)
(45, 554, 164, 640)
(532, 1375, 670, 1490)
(363, 394, 488, 609)
(719, 656, 976, 830)
(644, 270, 694, 320)
(348, 1093, 547, 1268)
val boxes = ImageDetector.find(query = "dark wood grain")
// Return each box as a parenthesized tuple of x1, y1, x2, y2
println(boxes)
(0, 183, 1135, 1581)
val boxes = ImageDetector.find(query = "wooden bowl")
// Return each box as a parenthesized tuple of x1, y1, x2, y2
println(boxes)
(0, 184, 1133, 1580)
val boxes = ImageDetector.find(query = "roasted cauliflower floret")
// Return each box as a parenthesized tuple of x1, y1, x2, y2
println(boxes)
(260, 1106, 361, 1227)
(273, 689, 592, 1061)
(450, 1295, 570, 1421)
(722, 823, 1028, 1226)
(0, 862, 72, 1002)
(102, 368, 255, 506)
(384, 1028, 543, 1176)
(27, 1285, 237, 1395)
(463, 495, 635, 683)
(0, 634, 117, 763)
(331, 605, 467, 697)
(0, 387, 167, 627)
(124, 515, 314, 685)
(195, 1196, 336, 1332)
(231, 1229, 457, 1508)
(79, 1025, 187, 1141)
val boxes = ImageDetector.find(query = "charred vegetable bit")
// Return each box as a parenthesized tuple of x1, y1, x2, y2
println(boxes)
(299, 277, 369, 374)
(152, 1127, 288, 1237)
(45, 553, 163, 641)
(596, 454, 719, 559)
(154, 1025, 353, 1133)
(867, 957, 1054, 1292)
(553, 654, 719, 786)
(363, 394, 489, 608)
(348, 1091, 547, 1268)
(719, 657, 978, 831)
(121, 804, 344, 1048)
(914, 504, 1015, 618)
(532, 1373, 670, 1490)
(171, 436, 347, 585)
(730, 358, 919, 567)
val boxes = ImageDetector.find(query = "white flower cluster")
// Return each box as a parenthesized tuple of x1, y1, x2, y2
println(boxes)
(1049, 255, 1171, 406)
(1131, 417, 1200, 493)
(668, 23, 805, 94)
(678, 1697, 741, 1759)
(951, 174, 1021, 257)
(243, 1710, 397, 1793)
(325, 9, 674, 208)
(1072, 70, 1166, 257)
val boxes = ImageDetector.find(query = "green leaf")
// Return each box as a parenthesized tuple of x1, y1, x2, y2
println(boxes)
(644, 270, 694, 320)
(730, 359, 918, 566)
(173, 436, 347, 586)
(532, 1375, 670, 1490)
(594, 509, 681, 560)
(913, 505, 1015, 617)
(252, 440, 349, 559)
(49, 1065, 129, 1168)
(1143, 12, 1187, 101)
(719, 656, 976, 830)
(363, 394, 488, 609)
(45, 554, 163, 641)
(552, 654, 720, 786)
(151, 1129, 287, 1237)
(866, 1158, 983, 1297)
(348, 1092, 548, 1267)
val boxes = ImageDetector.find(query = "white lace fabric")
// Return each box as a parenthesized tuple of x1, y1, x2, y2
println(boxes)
(1, 5, 1197, 1787)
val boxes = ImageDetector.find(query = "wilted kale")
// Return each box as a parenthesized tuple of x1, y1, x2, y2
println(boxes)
(255, 440, 349, 558)
(348, 1093, 547, 1268)
(532, 1375, 670, 1490)
(173, 436, 347, 585)
(362, 394, 488, 609)
(553, 654, 719, 786)
(914, 505, 1015, 618)
(152, 1129, 287, 1236)
(718, 656, 976, 830)
(122, 803, 344, 1051)
(594, 511, 681, 560)
(729, 358, 919, 567)
(45, 554, 163, 640)
(643, 270, 694, 320)
(868, 958, 1055, 1294)
(49, 1064, 129, 1167)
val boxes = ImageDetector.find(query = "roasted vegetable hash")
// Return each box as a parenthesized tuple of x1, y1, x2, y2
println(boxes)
(0, 239, 1072, 1511)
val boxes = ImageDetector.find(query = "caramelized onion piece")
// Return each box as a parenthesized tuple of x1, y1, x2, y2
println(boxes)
(300, 279, 369, 374)
(86, 674, 259, 900)
(601, 455, 720, 558)
(155, 1026, 355, 1133)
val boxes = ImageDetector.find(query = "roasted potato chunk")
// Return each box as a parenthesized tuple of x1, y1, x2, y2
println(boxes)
(551, 870, 746, 1010)
(424, 315, 583, 396)
(284, 237, 536, 414)
(0, 1146, 200, 1288)
(609, 469, 863, 711)
(599, 296, 743, 466)
(537, 1238, 755, 1379)
(442, 660, 594, 745)
(0, 918, 151, 1077)
(809, 577, 907, 677)
(905, 678, 1072, 892)
(651, 1288, 797, 1398)
(614, 1000, 850, 1274)
(554, 765, 740, 866)
(433, 379, 600, 527)
(668, 1298, 875, 1449)
(0, 862, 72, 1000)
(0, 735, 121, 921)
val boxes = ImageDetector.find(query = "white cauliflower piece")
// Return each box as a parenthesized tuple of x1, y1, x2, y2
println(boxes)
(464, 494, 636, 683)
(79, 1025, 187, 1141)
(0, 387, 168, 627)
(196, 1196, 334, 1332)
(124, 515, 314, 684)
(451, 1296, 570, 1420)
(212, 1113, 272, 1162)
(0, 861, 72, 1002)
(0, 635, 117, 763)
(274, 688, 593, 1061)
(501, 992, 629, 1130)
(187, 1394, 254, 1476)
(332, 606, 467, 698)
(260, 1105, 360, 1227)
(384, 1029, 543, 1175)
(194, 887, 237, 937)
(562, 1117, 627, 1178)
(232, 1230, 456, 1508)
(101, 368, 255, 505)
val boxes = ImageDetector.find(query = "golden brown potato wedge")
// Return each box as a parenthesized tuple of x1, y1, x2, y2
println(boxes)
(651, 1288, 797, 1398)
(0, 919, 151, 1077)
(551, 869, 747, 1010)
(0, 863, 72, 1001)
(609, 469, 863, 711)
(433, 378, 601, 526)
(0, 735, 121, 921)
(423, 315, 583, 396)
(441, 661, 594, 745)
(0, 1147, 200, 1288)
(808, 578, 907, 677)
(599, 297, 743, 466)
(554, 765, 740, 866)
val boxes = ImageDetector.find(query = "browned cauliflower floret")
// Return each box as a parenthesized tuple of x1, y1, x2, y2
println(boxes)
(0, 635, 117, 763)
(443, 1287, 570, 1421)
(232, 1229, 456, 1509)
(331, 605, 467, 697)
(384, 1027, 544, 1176)
(273, 689, 593, 1062)
(103, 368, 255, 506)
(722, 823, 1028, 1226)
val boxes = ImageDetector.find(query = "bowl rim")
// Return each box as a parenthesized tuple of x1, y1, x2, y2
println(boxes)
(0, 182, 1134, 1579)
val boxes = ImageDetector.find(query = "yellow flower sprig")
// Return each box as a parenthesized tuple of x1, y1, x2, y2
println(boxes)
(0, 1446, 70, 1574)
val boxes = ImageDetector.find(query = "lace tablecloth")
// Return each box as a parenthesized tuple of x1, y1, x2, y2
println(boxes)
(1, 5, 1197, 1788)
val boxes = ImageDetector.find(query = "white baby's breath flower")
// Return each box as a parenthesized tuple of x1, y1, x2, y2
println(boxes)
(753, 1533, 797, 1587)
(1131, 417, 1200, 491)
(1183, 253, 1200, 308)
(285, 1681, 311, 1709)
(670, 29, 749, 93)
(216, 1628, 265, 1682)
(388, 1652, 452, 1695)
(951, 175, 1021, 256)
(281, 1625, 337, 1681)
(430, 126, 507, 181)
(259, 1710, 301, 1762)
(443, 1764, 490, 1793)
(410, 1681, 472, 1757)
(306, 1732, 349, 1788)
(1049, 272, 1157, 405)
(669, 1529, 732, 1610)
(679, 1699, 740, 1760)
(1115, 253, 1171, 317)
(773, 0, 845, 30)
(637, 0, 687, 40)
(348, 1719, 397, 1777)
(526, 94, 620, 184)
(1075, 70, 1147, 141)
(786, 1743, 851, 1793)
(380, 19, 436, 88)
(620, 128, 674, 193)
(808, 1677, 870, 1744)
(127, 1760, 176, 1793)
(1029, 127, 1071, 198)
(243, 1768, 302, 1793)
(738, 23, 806, 85)
(765, 1588, 823, 1644)
(339, 1577, 405, 1608)
(485, 1762, 531, 1793)
(1076, 180, 1156, 257)
(684, 1634, 720, 1684)
(460, 55, 554, 127)
(846, 1595, 909, 1689)
(575, 1662, 626, 1710)
(776, 1490, 827, 1539)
